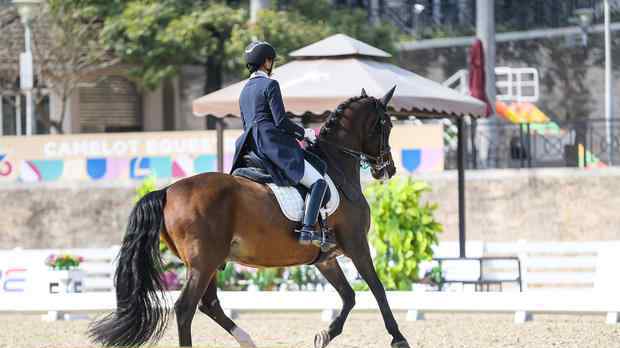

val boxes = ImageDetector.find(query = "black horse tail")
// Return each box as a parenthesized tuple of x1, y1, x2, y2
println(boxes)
(88, 189, 169, 347)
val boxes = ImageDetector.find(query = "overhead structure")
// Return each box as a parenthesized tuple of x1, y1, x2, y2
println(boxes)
(193, 34, 486, 119)
(193, 33, 489, 259)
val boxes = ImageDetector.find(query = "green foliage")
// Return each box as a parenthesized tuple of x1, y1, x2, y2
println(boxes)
(364, 178, 443, 290)
(66, 0, 400, 91)
(352, 280, 368, 291)
(225, 10, 330, 78)
(217, 263, 238, 290)
(429, 265, 443, 285)
(45, 253, 84, 270)
(215, 264, 324, 291)
(134, 175, 157, 202)
(324, 8, 398, 56)
(273, 0, 399, 56)
(287, 265, 321, 289)
(99, 1, 246, 89)
(250, 268, 281, 291)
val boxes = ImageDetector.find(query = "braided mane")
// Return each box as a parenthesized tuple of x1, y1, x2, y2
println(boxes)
(319, 96, 372, 137)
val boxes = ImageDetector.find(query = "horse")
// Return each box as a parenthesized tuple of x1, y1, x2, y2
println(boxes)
(88, 86, 412, 348)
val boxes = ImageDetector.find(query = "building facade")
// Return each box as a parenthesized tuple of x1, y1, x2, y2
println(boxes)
(0, 3, 206, 136)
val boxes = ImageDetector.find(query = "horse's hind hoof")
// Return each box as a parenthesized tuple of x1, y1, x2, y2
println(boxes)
(314, 329, 331, 348)
(391, 340, 411, 348)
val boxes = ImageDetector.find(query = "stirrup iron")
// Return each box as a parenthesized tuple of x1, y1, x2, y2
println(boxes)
(312, 215, 336, 251)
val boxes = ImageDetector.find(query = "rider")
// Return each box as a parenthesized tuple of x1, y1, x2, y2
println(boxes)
(230, 41, 328, 247)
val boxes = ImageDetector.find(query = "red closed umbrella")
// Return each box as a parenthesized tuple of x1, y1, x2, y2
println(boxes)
(468, 39, 493, 117)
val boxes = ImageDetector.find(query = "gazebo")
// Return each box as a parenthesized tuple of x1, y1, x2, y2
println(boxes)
(193, 33, 487, 257)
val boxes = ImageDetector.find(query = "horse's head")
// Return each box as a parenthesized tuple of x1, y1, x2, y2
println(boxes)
(319, 86, 397, 180)
(358, 87, 397, 180)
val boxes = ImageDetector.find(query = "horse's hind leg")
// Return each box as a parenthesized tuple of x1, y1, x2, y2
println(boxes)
(175, 266, 213, 347)
(314, 258, 356, 348)
(175, 237, 228, 347)
(199, 277, 257, 348)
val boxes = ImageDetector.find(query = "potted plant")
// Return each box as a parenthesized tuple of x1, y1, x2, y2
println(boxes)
(44, 253, 85, 293)
(364, 178, 443, 291)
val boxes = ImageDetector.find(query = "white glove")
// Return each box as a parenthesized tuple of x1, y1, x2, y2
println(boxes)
(304, 128, 317, 143)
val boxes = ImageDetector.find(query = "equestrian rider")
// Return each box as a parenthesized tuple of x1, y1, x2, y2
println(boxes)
(230, 41, 328, 246)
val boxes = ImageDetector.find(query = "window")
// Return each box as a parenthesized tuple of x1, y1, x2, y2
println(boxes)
(79, 76, 142, 133)
(0, 92, 51, 135)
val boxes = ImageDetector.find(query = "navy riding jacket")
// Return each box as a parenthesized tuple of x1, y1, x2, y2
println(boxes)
(230, 74, 306, 186)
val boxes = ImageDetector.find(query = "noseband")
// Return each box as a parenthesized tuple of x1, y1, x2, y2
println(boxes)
(319, 99, 392, 172)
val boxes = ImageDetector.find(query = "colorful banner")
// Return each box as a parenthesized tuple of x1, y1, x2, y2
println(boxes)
(390, 124, 444, 173)
(0, 125, 443, 184)
(0, 130, 241, 183)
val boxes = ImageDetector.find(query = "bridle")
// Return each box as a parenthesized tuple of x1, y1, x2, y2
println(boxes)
(318, 99, 393, 173)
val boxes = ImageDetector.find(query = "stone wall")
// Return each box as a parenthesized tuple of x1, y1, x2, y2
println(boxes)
(0, 182, 136, 248)
(418, 168, 620, 242)
(1, 168, 619, 248)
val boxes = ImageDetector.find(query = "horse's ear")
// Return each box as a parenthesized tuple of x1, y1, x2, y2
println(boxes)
(361, 88, 368, 98)
(381, 85, 396, 107)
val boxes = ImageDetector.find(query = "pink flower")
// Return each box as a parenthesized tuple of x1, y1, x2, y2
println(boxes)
(45, 254, 57, 267)
(161, 271, 181, 290)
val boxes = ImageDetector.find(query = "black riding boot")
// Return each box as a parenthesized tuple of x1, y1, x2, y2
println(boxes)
(298, 179, 327, 245)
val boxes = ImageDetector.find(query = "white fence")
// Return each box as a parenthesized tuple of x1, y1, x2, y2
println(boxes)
(1, 241, 619, 323)
(1, 290, 619, 324)
(0, 246, 118, 294)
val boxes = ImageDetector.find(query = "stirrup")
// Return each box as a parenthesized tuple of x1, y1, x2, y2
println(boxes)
(296, 225, 315, 246)
(311, 227, 336, 252)
(311, 216, 336, 251)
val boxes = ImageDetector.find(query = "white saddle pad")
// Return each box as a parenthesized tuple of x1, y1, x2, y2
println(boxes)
(267, 175, 340, 222)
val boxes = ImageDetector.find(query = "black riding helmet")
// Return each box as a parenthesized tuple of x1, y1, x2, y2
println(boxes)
(245, 41, 276, 73)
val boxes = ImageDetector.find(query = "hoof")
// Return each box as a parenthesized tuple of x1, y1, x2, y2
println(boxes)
(314, 329, 331, 348)
(391, 340, 411, 348)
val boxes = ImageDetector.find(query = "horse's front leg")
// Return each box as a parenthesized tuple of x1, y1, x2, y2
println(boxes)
(346, 239, 410, 348)
(314, 258, 356, 348)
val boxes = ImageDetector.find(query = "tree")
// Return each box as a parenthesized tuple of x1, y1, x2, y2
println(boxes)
(0, 6, 21, 94)
(273, 0, 399, 56)
(72, 0, 400, 96)
(97, 1, 245, 93)
(0, 1, 118, 134)
(28, 1, 119, 133)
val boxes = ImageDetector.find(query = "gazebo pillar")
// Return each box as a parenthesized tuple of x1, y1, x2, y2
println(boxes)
(216, 118, 225, 172)
(457, 116, 467, 258)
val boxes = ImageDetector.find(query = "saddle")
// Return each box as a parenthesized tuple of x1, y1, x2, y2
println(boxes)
(231, 151, 339, 222)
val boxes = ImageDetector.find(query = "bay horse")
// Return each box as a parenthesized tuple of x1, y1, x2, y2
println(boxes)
(89, 86, 412, 348)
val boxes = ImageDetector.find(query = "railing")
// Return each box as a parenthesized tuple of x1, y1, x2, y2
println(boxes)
(444, 118, 620, 170)
(442, 67, 540, 102)
(378, 0, 606, 37)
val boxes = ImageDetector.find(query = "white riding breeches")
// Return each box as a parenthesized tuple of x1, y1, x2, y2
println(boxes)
(299, 160, 323, 188)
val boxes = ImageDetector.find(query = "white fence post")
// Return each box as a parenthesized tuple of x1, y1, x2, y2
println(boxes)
(517, 240, 529, 292)
(406, 309, 424, 321)
(514, 310, 533, 324)
(321, 309, 337, 322)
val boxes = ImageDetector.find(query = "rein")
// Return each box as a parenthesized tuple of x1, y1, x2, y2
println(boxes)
(317, 138, 390, 171)
(316, 98, 392, 172)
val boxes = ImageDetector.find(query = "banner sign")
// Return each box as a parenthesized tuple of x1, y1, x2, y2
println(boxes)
(0, 125, 443, 184)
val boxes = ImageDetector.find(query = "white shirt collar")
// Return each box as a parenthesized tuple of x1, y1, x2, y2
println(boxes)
(250, 70, 269, 79)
